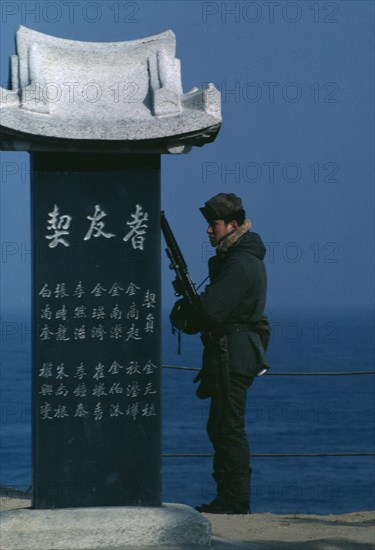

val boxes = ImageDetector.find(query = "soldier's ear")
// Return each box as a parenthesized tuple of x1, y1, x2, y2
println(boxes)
(228, 220, 238, 231)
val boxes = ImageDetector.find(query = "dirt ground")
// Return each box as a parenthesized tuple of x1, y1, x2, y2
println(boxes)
(1, 489, 374, 549)
(207, 510, 375, 549)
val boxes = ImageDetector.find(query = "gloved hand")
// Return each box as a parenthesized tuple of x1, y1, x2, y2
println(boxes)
(170, 298, 203, 334)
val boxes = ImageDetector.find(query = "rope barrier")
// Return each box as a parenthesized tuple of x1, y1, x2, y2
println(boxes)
(162, 365, 374, 460)
(163, 452, 375, 458)
(162, 365, 375, 376)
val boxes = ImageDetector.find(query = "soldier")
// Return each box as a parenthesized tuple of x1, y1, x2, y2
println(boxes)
(171, 193, 269, 514)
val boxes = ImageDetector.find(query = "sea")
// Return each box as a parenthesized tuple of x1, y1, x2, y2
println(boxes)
(1, 307, 374, 515)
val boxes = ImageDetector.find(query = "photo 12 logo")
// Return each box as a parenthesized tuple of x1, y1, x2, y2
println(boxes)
(203, 81, 340, 104)
(1, 2, 140, 24)
(201, 2, 340, 24)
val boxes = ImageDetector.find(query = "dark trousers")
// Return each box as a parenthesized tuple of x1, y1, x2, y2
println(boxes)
(207, 372, 254, 502)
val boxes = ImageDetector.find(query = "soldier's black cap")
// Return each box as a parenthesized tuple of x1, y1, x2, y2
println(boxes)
(200, 193, 245, 223)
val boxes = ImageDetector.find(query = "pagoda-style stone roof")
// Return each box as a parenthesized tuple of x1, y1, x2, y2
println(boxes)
(0, 27, 221, 153)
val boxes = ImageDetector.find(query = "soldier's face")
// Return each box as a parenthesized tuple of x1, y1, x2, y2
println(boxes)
(207, 219, 235, 246)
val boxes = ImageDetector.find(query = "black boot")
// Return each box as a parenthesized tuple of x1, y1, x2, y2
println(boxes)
(195, 495, 249, 514)
(195, 474, 250, 514)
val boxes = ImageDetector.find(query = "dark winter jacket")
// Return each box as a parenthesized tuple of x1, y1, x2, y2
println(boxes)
(199, 220, 269, 378)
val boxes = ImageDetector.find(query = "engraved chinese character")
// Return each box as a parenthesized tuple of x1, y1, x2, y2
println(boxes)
(143, 360, 158, 375)
(108, 283, 124, 297)
(39, 362, 53, 378)
(91, 325, 107, 341)
(108, 361, 124, 375)
(144, 313, 154, 333)
(56, 363, 69, 379)
(108, 382, 123, 394)
(54, 404, 69, 419)
(73, 281, 85, 299)
(125, 324, 141, 341)
(55, 383, 69, 397)
(91, 283, 107, 297)
(74, 325, 86, 340)
(40, 324, 54, 341)
(84, 204, 115, 241)
(74, 306, 87, 319)
(125, 282, 140, 296)
(45, 204, 72, 248)
(39, 384, 54, 396)
(94, 402, 103, 421)
(142, 403, 157, 417)
(74, 363, 87, 380)
(142, 290, 156, 309)
(126, 361, 141, 375)
(39, 284, 52, 298)
(110, 304, 122, 320)
(55, 305, 68, 321)
(73, 383, 87, 397)
(40, 304, 52, 320)
(40, 402, 53, 420)
(92, 383, 107, 397)
(93, 362, 105, 380)
(144, 382, 157, 396)
(91, 306, 105, 319)
(110, 403, 124, 417)
(74, 403, 89, 417)
(123, 204, 149, 250)
(54, 283, 69, 299)
(126, 302, 139, 320)
(125, 402, 139, 420)
(55, 324, 70, 341)
(126, 381, 141, 398)
(110, 324, 123, 340)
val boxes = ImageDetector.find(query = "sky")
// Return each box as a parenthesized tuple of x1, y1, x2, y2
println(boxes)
(0, 0, 374, 320)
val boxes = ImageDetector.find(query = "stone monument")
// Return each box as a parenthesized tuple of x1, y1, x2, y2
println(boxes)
(0, 26, 221, 548)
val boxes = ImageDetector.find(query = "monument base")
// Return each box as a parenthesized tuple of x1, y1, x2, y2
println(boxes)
(0, 503, 211, 549)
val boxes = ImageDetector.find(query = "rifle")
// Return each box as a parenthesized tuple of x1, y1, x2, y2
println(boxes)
(160, 211, 199, 306)
(160, 211, 227, 395)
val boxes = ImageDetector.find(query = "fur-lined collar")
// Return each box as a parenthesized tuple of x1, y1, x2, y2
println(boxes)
(216, 219, 252, 255)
